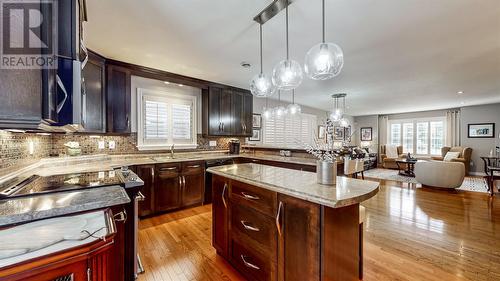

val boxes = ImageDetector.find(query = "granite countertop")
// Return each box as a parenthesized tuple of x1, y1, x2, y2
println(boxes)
(207, 163, 379, 208)
(0, 185, 130, 227)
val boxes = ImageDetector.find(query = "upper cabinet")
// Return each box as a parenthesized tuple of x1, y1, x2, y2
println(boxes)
(202, 86, 253, 137)
(81, 51, 106, 133)
(106, 64, 131, 133)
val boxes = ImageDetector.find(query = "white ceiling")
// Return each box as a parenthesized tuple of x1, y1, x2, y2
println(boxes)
(85, 0, 500, 116)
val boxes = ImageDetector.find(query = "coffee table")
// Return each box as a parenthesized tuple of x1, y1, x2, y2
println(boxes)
(396, 159, 418, 177)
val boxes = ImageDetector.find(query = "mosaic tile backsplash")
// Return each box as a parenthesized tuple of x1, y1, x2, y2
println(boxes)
(0, 131, 244, 172)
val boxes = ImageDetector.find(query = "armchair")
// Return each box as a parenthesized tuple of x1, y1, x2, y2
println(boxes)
(380, 145, 405, 169)
(431, 146, 472, 175)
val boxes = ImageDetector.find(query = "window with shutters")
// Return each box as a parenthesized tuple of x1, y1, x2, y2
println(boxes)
(137, 88, 197, 150)
(388, 117, 445, 156)
(262, 113, 317, 148)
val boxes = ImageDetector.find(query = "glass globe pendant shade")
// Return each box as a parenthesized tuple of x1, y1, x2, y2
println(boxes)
(250, 73, 276, 97)
(274, 105, 287, 118)
(339, 118, 349, 128)
(329, 110, 341, 122)
(272, 59, 303, 90)
(287, 103, 301, 115)
(262, 107, 272, 119)
(304, 43, 344, 80)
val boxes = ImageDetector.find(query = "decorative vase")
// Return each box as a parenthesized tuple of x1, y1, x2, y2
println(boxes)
(316, 160, 337, 185)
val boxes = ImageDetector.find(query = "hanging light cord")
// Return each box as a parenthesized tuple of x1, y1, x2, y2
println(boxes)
(322, 0, 326, 43)
(292, 89, 295, 104)
(259, 24, 263, 74)
(278, 90, 281, 102)
(285, 1, 289, 60)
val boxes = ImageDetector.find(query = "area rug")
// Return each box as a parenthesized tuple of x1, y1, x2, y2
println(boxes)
(363, 168, 488, 193)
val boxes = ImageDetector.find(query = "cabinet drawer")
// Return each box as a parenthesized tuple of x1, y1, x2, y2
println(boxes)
(156, 163, 181, 177)
(231, 240, 275, 281)
(231, 204, 277, 258)
(181, 161, 205, 175)
(230, 180, 276, 217)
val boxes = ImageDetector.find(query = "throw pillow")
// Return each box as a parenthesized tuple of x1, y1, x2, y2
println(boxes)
(386, 145, 398, 158)
(443, 151, 460, 161)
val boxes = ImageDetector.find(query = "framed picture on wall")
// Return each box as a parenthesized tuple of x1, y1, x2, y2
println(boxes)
(360, 127, 373, 141)
(249, 129, 261, 141)
(318, 125, 326, 139)
(344, 125, 352, 142)
(468, 123, 495, 138)
(333, 126, 344, 140)
(252, 114, 262, 128)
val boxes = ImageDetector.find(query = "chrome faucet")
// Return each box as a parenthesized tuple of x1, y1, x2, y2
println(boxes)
(170, 144, 175, 158)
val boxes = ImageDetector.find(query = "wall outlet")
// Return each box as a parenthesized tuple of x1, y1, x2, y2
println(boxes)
(209, 140, 217, 147)
(98, 141, 105, 150)
(108, 140, 116, 149)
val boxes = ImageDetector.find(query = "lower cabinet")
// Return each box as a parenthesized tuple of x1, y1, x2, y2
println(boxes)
(212, 175, 322, 281)
(136, 161, 205, 217)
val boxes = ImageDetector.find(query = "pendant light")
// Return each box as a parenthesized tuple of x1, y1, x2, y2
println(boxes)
(262, 97, 272, 119)
(274, 90, 287, 118)
(330, 93, 346, 122)
(304, 0, 344, 80)
(272, 1, 303, 90)
(287, 89, 301, 115)
(250, 24, 277, 97)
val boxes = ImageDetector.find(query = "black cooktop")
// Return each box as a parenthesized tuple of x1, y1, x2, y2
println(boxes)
(0, 170, 122, 198)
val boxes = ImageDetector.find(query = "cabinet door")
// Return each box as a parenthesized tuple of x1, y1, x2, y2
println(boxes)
(155, 164, 181, 212)
(106, 65, 131, 133)
(231, 90, 244, 135)
(82, 52, 106, 132)
(208, 87, 222, 135)
(135, 165, 155, 217)
(243, 92, 253, 136)
(212, 175, 229, 258)
(181, 162, 205, 207)
(277, 194, 320, 281)
(220, 88, 233, 135)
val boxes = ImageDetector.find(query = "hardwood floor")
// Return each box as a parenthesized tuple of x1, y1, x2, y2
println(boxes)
(138, 179, 500, 281)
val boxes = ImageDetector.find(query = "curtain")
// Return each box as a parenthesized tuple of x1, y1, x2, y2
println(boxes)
(378, 115, 389, 163)
(446, 110, 460, 147)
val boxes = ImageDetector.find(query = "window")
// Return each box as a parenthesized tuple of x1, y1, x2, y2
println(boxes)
(262, 113, 317, 148)
(388, 117, 445, 155)
(137, 88, 197, 150)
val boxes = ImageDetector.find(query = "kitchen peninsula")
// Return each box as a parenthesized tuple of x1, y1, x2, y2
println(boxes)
(207, 163, 379, 281)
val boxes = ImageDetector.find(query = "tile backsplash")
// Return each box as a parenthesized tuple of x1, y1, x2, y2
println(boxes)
(0, 131, 244, 172)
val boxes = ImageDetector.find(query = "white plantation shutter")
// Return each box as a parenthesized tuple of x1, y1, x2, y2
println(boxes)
(137, 89, 197, 150)
(144, 100, 168, 140)
(262, 113, 316, 148)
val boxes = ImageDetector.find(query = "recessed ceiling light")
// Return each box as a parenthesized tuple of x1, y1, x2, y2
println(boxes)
(240, 61, 251, 68)
(460, 101, 465, 105)
(178, 84, 183, 87)
(164, 81, 170, 84)
(457, 91, 464, 95)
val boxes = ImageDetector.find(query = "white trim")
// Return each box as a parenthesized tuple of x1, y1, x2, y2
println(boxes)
(137, 88, 198, 150)
(388, 117, 446, 156)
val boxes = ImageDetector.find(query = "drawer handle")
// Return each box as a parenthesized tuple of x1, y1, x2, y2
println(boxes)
(241, 255, 260, 270)
(187, 165, 200, 168)
(114, 209, 127, 223)
(222, 183, 228, 208)
(240, 220, 260, 232)
(241, 192, 260, 200)
(160, 167, 177, 171)
(137, 191, 145, 201)
(276, 201, 283, 236)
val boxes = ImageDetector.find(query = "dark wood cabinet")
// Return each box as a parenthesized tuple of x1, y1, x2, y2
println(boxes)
(82, 51, 106, 132)
(203, 86, 253, 137)
(106, 64, 131, 133)
(181, 161, 205, 207)
(135, 165, 155, 217)
(277, 194, 320, 281)
(155, 163, 182, 212)
(212, 175, 229, 257)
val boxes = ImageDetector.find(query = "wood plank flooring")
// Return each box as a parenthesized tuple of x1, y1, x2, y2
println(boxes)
(138, 179, 500, 281)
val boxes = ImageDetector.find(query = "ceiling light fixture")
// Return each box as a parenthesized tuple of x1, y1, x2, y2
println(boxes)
(241, 61, 252, 68)
(262, 97, 272, 119)
(274, 90, 287, 118)
(250, 24, 276, 97)
(304, 0, 344, 80)
(287, 89, 301, 115)
(272, 1, 303, 90)
(330, 93, 347, 122)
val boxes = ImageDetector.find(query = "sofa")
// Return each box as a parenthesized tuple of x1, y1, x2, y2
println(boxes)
(415, 161, 465, 189)
(431, 146, 472, 175)
(380, 145, 405, 169)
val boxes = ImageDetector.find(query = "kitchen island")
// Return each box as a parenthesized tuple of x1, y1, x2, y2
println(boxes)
(207, 163, 379, 281)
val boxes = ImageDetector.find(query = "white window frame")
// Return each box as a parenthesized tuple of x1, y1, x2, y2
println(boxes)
(137, 88, 197, 150)
(388, 117, 446, 156)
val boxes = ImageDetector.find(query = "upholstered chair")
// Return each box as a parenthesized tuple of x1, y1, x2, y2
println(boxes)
(380, 145, 405, 169)
(431, 146, 472, 175)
